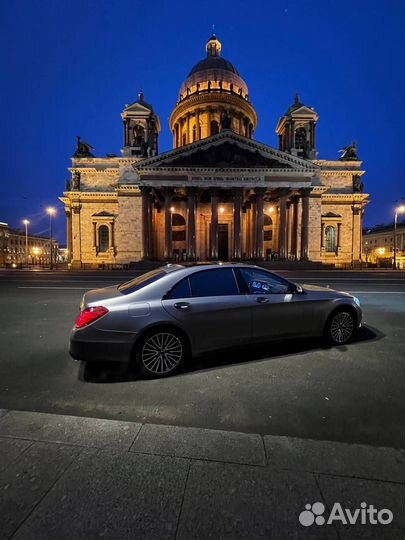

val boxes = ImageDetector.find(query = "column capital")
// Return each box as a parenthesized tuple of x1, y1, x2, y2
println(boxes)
(254, 187, 267, 197)
(300, 187, 312, 197)
(290, 194, 300, 204)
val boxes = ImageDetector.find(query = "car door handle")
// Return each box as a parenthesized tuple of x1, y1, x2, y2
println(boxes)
(256, 296, 269, 304)
(174, 302, 191, 310)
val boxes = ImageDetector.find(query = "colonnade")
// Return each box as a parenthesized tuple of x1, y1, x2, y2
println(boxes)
(141, 187, 311, 261)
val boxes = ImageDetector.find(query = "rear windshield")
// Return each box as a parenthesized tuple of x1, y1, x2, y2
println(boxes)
(118, 269, 166, 295)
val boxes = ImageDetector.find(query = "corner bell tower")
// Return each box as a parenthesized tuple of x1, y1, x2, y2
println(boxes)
(121, 92, 161, 158)
(276, 94, 319, 159)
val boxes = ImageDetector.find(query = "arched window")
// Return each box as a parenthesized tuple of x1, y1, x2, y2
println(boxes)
(172, 213, 186, 243)
(325, 226, 336, 253)
(264, 214, 273, 242)
(295, 127, 307, 149)
(172, 213, 186, 226)
(192, 124, 197, 142)
(210, 120, 219, 136)
(98, 225, 109, 252)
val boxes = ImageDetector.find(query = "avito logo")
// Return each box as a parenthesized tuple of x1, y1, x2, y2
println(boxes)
(299, 502, 393, 526)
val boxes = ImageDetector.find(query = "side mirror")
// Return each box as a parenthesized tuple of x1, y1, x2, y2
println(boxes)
(292, 283, 304, 294)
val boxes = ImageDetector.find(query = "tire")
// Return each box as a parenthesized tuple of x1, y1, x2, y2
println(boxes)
(325, 309, 356, 345)
(135, 328, 188, 378)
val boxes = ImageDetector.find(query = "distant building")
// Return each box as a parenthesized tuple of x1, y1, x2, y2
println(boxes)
(61, 34, 369, 268)
(363, 222, 405, 268)
(0, 223, 58, 267)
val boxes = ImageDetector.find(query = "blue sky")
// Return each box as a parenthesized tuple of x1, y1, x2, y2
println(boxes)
(1, 0, 404, 242)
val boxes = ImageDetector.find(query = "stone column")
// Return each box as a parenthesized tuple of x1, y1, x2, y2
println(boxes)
(300, 188, 311, 260)
(278, 193, 289, 260)
(186, 187, 197, 260)
(290, 195, 299, 260)
(141, 187, 152, 259)
(255, 188, 266, 260)
(210, 189, 219, 259)
(232, 188, 242, 260)
(186, 114, 190, 144)
(71, 205, 81, 265)
(65, 210, 73, 263)
(196, 110, 201, 140)
(163, 188, 172, 260)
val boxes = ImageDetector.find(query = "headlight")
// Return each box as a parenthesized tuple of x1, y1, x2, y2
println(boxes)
(353, 296, 361, 307)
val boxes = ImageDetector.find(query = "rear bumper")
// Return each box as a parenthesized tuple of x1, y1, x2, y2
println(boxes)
(70, 328, 134, 363)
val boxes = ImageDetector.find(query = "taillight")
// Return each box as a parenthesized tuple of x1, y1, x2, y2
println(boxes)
(75, 306, 109, 329)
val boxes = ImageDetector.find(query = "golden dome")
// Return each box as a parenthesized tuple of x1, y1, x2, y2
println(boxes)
(170, 35, 258, 149)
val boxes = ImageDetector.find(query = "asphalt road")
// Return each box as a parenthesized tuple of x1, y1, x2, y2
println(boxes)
(0, 268, 404, 449)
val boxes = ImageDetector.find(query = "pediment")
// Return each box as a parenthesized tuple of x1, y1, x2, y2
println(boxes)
(164, 141, 292, 169)
(289, 105, 318, 118)
(135, 131, 317, 171)
(123, 102, 152, 114)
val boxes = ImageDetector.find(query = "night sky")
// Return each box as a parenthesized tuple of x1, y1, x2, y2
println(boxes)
(1, 0, 404, 243)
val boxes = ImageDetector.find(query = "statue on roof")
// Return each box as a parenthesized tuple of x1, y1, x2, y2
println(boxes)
(339, 141, 359, 161)
(73, 136, 94, 158)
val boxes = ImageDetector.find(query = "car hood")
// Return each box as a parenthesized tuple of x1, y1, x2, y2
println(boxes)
(301, 284, 352, 297)
(82, 285, 122, 308)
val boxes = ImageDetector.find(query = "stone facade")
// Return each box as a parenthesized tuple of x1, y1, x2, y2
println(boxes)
(60, 35, 369, 268)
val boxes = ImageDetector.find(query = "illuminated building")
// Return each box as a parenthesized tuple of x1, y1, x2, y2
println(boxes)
(61, 35, 369, 267)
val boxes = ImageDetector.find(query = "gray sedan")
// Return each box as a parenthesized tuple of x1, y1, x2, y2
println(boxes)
(70, 264, 362, 378)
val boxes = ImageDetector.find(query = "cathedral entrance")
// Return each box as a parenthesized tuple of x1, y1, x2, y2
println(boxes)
(218, 224, 229, 260)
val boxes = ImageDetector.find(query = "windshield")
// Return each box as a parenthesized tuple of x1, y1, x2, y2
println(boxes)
(118, 269, 167, 295)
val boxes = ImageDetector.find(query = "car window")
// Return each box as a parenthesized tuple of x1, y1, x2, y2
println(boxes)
(118, 269, 166, 295)
(239, 268, 291, 295)
(166, 277, 192, 299)
(189, 268, 239, 297)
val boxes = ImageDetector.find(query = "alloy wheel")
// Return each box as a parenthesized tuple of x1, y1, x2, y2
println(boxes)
(141, 332, 183, 374)
(330, 312, 354, 344)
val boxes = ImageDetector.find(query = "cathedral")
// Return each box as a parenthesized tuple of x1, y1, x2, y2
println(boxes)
(61, 35, 369, 267)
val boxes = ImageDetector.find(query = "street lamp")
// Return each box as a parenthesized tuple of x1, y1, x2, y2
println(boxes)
(22, 219, 29, 266)
(46, 207, 56, 270)
(394, 205, 405, 270)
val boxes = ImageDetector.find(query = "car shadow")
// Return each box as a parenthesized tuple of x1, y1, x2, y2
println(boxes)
(79, 324, 384, 384)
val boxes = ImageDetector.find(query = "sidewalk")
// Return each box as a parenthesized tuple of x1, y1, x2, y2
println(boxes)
(0, 409, 403, 540)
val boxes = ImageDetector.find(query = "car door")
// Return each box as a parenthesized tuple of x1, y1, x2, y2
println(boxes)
(237, 267, 314, 342)
(162, 268, 252, 353)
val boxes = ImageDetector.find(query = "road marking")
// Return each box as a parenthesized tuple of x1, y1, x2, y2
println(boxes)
(18, 286, 92, 290)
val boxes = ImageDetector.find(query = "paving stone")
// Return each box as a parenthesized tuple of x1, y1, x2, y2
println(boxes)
(176, 459, 338, 540)
(0, 437, 32, 473)
(0, 442, 80, 539)
(0, 410, 141, 450)
(317, 474, 405, 539)
(12, 448, 189, 540)
(0, 410, 8, 420)
(130, 423, 265, 466)
(264, 435, 405, 482)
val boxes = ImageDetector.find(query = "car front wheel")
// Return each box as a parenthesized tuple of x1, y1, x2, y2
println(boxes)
(136, 329, 187, 378)
(325, 309, 356, 345)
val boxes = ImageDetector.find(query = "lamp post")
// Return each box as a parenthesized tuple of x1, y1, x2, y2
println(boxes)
(394, 205, 405, 270)
(22, 219, 29, 266)
(47, 207, 56, 270)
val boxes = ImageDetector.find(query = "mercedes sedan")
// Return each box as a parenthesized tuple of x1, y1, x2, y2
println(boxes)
(70, 264, 362, 378)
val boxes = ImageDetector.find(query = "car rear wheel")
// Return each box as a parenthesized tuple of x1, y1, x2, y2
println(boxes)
(136, 329, 187, 378)
(325, 309, 356, 345)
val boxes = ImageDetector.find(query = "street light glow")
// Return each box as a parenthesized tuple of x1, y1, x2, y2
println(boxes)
(46, 207, 56, 216)
(396, 205, 405, 214)
(22, 219, 30, 225)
